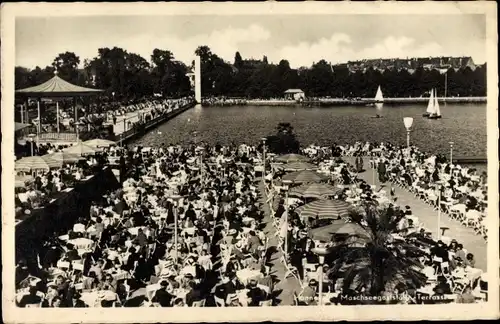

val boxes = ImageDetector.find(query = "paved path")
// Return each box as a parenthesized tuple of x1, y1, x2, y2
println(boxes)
(345, 156, 487, 271)
(258, 181, 302, 305)
(111, 108, 154, 135)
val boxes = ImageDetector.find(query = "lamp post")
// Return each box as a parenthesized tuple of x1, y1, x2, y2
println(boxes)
(27, 133, 36, 156)
(262, 137, 267, 182)
(282, 179, 293, 255)
(311, 246, 333, 306)
(449, 141, 454, 171)
(170, 194, 182, 263)
(403, 117, 414, 148)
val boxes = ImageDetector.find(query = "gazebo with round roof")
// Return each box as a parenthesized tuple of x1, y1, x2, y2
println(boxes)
(15, 72, 103, 142)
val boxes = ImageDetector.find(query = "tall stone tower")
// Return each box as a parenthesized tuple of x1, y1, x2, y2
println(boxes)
(195, 55, 201, 103)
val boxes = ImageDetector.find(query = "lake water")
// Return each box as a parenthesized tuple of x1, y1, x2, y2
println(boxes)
(133, 103, 487, 159)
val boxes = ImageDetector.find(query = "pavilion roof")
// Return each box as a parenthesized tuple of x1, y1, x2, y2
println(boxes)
(16, 75, 103, 97)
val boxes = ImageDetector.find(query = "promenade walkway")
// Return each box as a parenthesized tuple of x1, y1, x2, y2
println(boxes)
(111, 107, 154, 135)
(258, 181, 301, 305)
(345, 156, 487, 271)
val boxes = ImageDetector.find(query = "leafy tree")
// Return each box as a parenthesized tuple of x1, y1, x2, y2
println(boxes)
(266, 122, 301, 154)
(234, 51, 243, 69)
(52, 52, 83, 85)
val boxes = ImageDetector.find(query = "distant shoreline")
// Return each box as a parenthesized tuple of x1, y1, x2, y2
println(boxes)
(202, 97, 487, 107)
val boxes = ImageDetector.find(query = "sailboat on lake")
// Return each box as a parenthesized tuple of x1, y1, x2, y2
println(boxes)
(374, 85, 384, 103)
(370, 86, 384, 118)
(428, 89, 442, 119)
(422, 89, 434, 117)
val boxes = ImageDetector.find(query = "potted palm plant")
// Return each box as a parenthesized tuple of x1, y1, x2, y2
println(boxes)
(326, 203, 427, 304)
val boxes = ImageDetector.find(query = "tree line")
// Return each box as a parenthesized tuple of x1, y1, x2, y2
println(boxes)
(15, 46, 486, 100)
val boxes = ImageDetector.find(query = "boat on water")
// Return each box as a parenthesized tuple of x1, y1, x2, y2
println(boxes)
(374, 85, 384, 103)
(422, 89, 434, 117)
(427, 89, 442, 119)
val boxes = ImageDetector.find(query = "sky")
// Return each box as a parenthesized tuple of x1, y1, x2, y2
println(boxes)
(15, 14, 486, 69)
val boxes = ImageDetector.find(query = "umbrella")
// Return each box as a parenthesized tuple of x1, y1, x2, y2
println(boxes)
(295, 199, 352, 220)
(44, 152, 84, 167)
(63, 142, 99, 156)
(84, 138, 116, 148)
(275, 153, 310, 163)
(15, 156, 58, 172)
(289, 183, 343, 199)
(281, 161, 318, 171)
(15, 174, 34, 188)
(282, 170, 328, 184)
(308, 221, 369, 242)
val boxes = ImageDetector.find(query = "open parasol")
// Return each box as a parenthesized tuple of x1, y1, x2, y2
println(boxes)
(308, 221, 369, 242)
(15, 156, 59, 172)
(295, 199, 352, 220)
(282, 170, 328, 184)
(84, 138, 117, 148)
(289, 182, 343, 199)
(63, 142, 99, 156)
(44, 151, 84, 167)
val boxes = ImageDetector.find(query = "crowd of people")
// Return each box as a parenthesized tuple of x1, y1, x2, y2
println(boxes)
(263, 142, 488, 305)
(201, 97, 247, 106)
(14, 138, 489, 307)
(15, 143, 283, 307)
(361, 142, 487, 239)
(14, 142, 123, 219)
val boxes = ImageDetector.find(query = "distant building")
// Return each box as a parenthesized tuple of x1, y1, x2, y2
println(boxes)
(284, 89, 305, 101)
(339, 56, 477, 73)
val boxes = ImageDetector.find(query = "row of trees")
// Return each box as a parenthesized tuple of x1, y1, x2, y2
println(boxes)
(15, 46, 487, 99)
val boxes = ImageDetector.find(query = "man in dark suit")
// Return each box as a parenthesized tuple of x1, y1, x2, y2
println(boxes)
(152, 281, 174, 307)
(185, 281, 203, 306)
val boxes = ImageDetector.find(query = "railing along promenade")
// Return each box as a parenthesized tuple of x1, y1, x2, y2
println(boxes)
(118, 100, 196, 144)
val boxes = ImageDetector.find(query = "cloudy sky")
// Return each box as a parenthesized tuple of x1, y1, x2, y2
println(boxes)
(16, 14, 486, 69)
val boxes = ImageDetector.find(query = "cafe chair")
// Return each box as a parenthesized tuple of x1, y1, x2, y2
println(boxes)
(259, 299, 273, 306)
(192, 299, 206, 307)
(213, 296, 225, 307)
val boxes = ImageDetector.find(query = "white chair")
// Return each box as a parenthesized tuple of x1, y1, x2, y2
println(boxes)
(259, 299, 273, 306)
(145, 284, 160, 302)
(192, 299, 206, 307)
(214, 295, 225, 307)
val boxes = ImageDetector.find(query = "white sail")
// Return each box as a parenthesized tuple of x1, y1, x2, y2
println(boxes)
(434, 89, 441, 116)
(426, 89, 434, 113)
(375, 86, 384, 102)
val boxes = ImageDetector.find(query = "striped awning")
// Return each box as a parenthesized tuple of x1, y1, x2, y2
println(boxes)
(84, 138, 117, 148)
(289, 183, 343, 199)
(308, 221, 369, 242)
(63, 142, 100, 156)
(295, 199, 352, 220)
(44, 152, 84, 166)
(282, 170, 328, 184)
(15, 156, 59, 172)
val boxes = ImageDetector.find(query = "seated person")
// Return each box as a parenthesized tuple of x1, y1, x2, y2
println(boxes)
(18, 286, 42, 307)
(152, 280, 174, 307)
(299, 279, 318, 305)
(245, 279, 266, 306)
